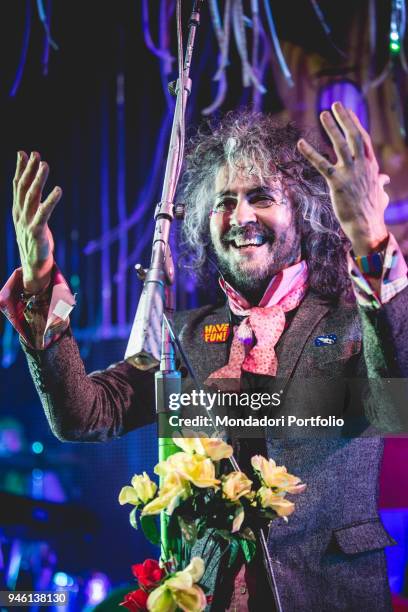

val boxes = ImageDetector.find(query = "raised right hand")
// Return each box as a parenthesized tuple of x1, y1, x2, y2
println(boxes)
(13, 151, 62, 293)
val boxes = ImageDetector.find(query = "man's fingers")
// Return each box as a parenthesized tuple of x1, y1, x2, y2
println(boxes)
(331, 102, 364, 159)
(13, 151, 29, 199)
(17, 151, 41, 206)
(348, 109, 378, 169)
(25, 162, 50, 218)
(297, 139, 337, 179)
(34, 186, 62, 226)
(320, 111, 353, 166)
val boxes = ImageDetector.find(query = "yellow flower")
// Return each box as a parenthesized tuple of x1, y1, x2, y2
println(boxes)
(154, 452, 220, 489)
(143, 452, 220, 516)
(258, 486, 295, 517)
(142, 472, 191, 516)
(200, 437, 233, 461)
(173, 430, 233, 462)
(172, 433, 205, 456)
(183, 557, 205, 583)
(118, 486, 141, 506)
(251, 455, 306, 494)
(222, 471, 253, 503)
(131, 472, 158, 504)
(147, 557, 206, 612)
(118, 472, 157, 507)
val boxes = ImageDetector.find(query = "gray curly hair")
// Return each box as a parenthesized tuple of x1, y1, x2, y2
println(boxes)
(178, 109, 351, 299)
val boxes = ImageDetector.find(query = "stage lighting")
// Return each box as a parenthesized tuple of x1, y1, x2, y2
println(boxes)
(318, 80, 368, 129)
(84, 573, 110, 606)
(53, 572, 75, 588)
(31, 441, 44, 454)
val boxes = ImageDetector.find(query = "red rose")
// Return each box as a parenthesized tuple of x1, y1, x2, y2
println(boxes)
(131, 559, 165, 589)
(120, 589, 148, 611)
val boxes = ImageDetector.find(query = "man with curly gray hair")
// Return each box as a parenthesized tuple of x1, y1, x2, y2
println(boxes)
(180, 109, 350, 301)
(2, 101, 408, 611)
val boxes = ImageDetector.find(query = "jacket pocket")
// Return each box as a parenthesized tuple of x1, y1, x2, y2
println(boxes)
(306, 339, 362, 366)
(332, 519, 396, 554)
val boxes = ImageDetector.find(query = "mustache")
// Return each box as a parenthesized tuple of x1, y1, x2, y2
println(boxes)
(222, 223, 275, 244)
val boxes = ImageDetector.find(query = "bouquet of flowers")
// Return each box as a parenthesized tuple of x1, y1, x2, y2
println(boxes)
(118, 432, 305, 611)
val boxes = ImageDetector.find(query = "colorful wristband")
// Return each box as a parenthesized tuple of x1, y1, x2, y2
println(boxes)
(353, 251, 384, 278)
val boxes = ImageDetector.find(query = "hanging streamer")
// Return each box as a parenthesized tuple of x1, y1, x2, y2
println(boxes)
(36, 0, 59, 50)
(363, 0, 391, 93)
(363, 60, 392, 95)
(368, 0, 377, 57)
(232, 0, 266, 92)
(398, 0, 408, 73)
(215, 0, 232, 79)
(142, 0, 174, 64)
(124, 113, 174, 269)
(202, 71, 228, 116)
(363, 0, 378, 92)
(175, 0, 185, 187)
(251, 0, 261, 80)
(159, 0, 176, 109)
(209, 0, 223, 39)
(262, 0, 294, 87)
(84, 112, 173, 256)
(40, 0, 50, 75)
(9, 0, 32, 97)
(252, 22, 272, 111)
(309, 0, 330, 36)
(364, 0, 407, 93)
(233, 0, 251, 87)
(308, 0, 347, 58)
(202, 0, 231, 115)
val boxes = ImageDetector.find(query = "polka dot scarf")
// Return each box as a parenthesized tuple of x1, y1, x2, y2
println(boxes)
(208, 261, 309, 379)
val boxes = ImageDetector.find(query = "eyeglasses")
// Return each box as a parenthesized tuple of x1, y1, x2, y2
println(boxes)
(210, 191, 282, 215)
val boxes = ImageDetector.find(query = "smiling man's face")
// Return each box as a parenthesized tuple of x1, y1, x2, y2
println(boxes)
(209, 166, 302, 303)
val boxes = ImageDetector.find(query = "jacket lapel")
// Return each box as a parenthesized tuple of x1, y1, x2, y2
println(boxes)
(178, 303, 232, 382)
(276, 291, 332, 381)
(179, 293, 332, 383)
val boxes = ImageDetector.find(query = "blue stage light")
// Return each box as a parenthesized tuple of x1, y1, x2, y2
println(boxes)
(32, 441, 44, 454)
(54, 572, 68, 587)
(53, 572, 75, 588)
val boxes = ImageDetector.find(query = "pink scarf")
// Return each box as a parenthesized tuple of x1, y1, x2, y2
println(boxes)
(208, 261, 309, 378)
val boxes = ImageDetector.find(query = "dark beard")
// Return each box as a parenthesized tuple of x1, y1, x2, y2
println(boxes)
(215, 226, 301, 305)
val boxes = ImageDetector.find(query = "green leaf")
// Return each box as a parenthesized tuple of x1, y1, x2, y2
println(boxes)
(239, 538, 256, 564)
(227, 539, 241, 568)
(177, 516, 198, 546)
(129, 507, 138, 530)
(140, 514, 161, 546)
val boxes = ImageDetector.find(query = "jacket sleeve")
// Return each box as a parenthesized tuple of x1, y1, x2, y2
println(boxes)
(353, 284, 408, 432)
(21, 326, 157, 442)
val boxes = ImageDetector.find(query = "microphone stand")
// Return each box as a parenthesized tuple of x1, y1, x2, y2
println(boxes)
(125, 3, 284, 608)
(125, 0, 205, 565)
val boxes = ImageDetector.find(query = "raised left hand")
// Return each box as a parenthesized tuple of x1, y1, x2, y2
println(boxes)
(297, 101, 390, 256)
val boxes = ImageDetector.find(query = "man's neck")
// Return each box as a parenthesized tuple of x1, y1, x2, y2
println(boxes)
(220, 260, 309, 314)
(237, 284, 269, 306)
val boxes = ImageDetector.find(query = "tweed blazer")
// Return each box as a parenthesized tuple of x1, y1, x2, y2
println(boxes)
(22, 288, 408, 611)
